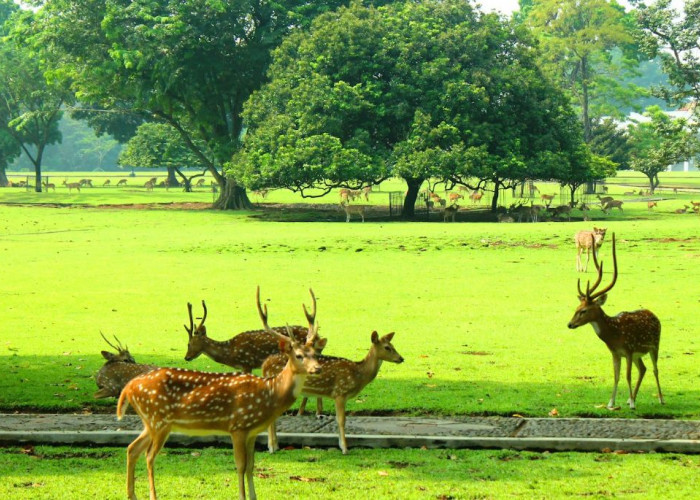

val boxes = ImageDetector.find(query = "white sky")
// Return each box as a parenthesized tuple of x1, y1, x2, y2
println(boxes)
(476, 0, 685, 15)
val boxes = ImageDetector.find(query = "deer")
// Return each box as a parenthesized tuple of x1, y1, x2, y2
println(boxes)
(540, 193, 556, 207)
(647, 201, 658, 211)
(690, 201, 700, 210)
(674, 205, 690, 214)
(596, 194, 614, 206)
(469, 190, 483, 204)
(263, 330, 404, 454)
(602, 200, 623, 214)
(117, 301, 322, 500)
(575, 227, 607, 272)
(362, 185, 372, 201)
(447, 192, 464, 204)
(117, 179, 128, 187)
(339, 201, 366, 222)
(103, 179, 111, 187)
(442, 204, 459, 222)
(42, 181, 56, 192)
(551, 204, 572, 221)
(94, 333, 158, 399)
(183, 288, 316, 373)
(144, 180, 155, 191)
(194, 178, 206, 188)
(79, 178, 93, 187)
(567, 233, 664, 410)
(62, 180, 81, 192)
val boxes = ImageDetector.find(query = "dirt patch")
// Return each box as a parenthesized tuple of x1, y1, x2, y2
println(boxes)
(97, 202, 213, 210)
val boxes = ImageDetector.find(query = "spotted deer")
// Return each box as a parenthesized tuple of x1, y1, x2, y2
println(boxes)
(339, 201, 366, 222)
(63, 180, 81, 192)
(117, 302, 322, 500)
(602, 200, 623, 214)
(93, 333, 158, 398)
(469, 190, 483, 204)
(567, 233, 664, 410)
(575, 227, 607, 272)
(263, 330, 404, 454)
(183, 288, 316, 373)
(42, 181, 56, 192)
(540, 193, 556, 207)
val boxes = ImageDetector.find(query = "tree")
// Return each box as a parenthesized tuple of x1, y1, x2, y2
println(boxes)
(235, 1, 586, 215)
(589, 118, 634, 170)
(526, 0, 642, 142)
(0, 7, 72, 192)
(118, 122, 206, 191)
(627, 105, 700, 192)
(31, 0, 372, 209)
(633, 0, 700, 104)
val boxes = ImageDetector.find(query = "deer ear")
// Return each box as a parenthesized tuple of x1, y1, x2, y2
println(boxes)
(594, 294, 608, 306)
(371, 331, 379, 343)
(279, 339, 290, 353)
(316, 338, 328, 350)
(101, 351, 117, 361)
(383, 332, 395, 342)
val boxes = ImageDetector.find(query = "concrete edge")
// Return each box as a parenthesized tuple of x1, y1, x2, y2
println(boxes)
(1, 431, 698, 454)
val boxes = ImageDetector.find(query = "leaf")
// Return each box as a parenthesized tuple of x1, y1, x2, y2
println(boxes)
(289, 475, 325, 483)
(549, 408, 559, 417)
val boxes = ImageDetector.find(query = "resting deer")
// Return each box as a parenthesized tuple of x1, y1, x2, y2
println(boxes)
(94, 333, 158, 399)
(675, 205, 689, 214)
(551, 204, 572, 221)
(183, 288, 315, 373)
(568, 233, 664, 410)
(63, 180, 81, 192)
(263, 330, 404, 454)
(575, 227, 607, 272)
(442, 204, 459, 222)
(118, 303, 322, 500)
(339, 201, 366, 222)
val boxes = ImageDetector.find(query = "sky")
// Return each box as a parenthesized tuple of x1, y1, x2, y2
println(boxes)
(477, 0, 686, 15)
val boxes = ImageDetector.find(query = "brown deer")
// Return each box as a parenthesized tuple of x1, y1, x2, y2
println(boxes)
(103, 179, 111, 187)
(79, 178, 93, 187)
(447, 192, 464, 203)
(647, 201, 658, 211)
(362, 185, 372, 201)
(42, 181, 56, 192)
(62, 180, 81, 192)
(567, 234, 664, 410)
(183, 289, 316, 373)
(94, 333, 158, 399)
(144, 180, 155, 191)
(575, 227, 607, 272)
(442, 204, 459, 222)
(596, 194, 614, 206)
(263, 331, 404, 454)
(602, 200, 623, 214)
(469, 190, 483, 204)
(117, 307, 322, 500)
(194, 178, 206, 188)
(690, 201, 700, 210)
(117, 179, 128, 187)
(339, 201, 366, 222)
(551, 204, 572, 221)
(540, 193, 556, 207)
(675, 205, 690, 214)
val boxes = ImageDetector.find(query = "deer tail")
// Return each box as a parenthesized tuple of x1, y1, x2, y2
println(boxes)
(116, 387, 130, 420)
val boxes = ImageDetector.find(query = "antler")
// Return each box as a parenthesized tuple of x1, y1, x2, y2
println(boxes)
(303, 288, 317, 329)
(196, 300, 208, 333)
(583, 233, 618, 300)
(184, 302, 194, 338)
(100, 331, 127, 353)
(256, 286, 288, 342)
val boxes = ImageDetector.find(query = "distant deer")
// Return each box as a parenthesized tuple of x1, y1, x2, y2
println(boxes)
(540, 193, 556, 207)
(362, 185, 372, 201)
(263, 330, 403, 454)
(79, 178, 93, 187)
(93, 333, 158, 399)
(596, 194, 614, 206)
(602, 200, 623, 214)
(447, 192, 464, 204)
(116, 179, 128, 187)
(144, 180, 155, 191)
(118, 303, 322, 500)
(469, 190, 483, 204)
(195, 178, 206, 188)
(574, 227, 607, 272)
(62, 180, 81, 192)
(551, 204, 572, 221)
(103, 179, 111, 187)
(183, 288, 316, 373)
(674, 205, 689, 214)
(442, 204, 459, 222)
(690, 201, 700, 210)
(568, 234, 663, 410)
(340, 201, 366, 222)
(42, 181, 55, 192)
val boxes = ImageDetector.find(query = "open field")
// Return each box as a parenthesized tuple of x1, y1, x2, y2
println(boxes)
(2, 445, 699, 499)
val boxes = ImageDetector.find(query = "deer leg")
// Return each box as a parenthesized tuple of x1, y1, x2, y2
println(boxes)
(631, 356, 647, 404)
(360, 212, 365, 223)
(245, 435, 258, 500)
(624, 354, 636, 410)
(145, 428, 169, 500)
(334, 397, 349, 454)
(316, 397, 324, 417)
(608, 353, 621, 409)
(127, 429, 152, 500)
(297, 397, 309, 416)
(650, 350, 664, 405)
(232, 432, 248, 500)
(267, 419, 278, 454)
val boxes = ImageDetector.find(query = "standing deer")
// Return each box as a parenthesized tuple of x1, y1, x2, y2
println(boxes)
(540, 193, 556, 207)
(63, 180, 81, 192)
(339, 201, 366, 222)
(362, 185, 372, 201)
(118, 302, 322, 500)
(183, 289, 316, 373)
(469, 190, 483, 204)
(602, 200, 623, 214)
(447, 192, 464, 204)
(103, 179, 111, 187)
(575, 227, 607, 272)
(567, 234, 664, 410)
(144, 180, 155, 191)
(647, 201, 657, 211)
(94, 333, 158, 399)
(117, 179, 128, 187)
(442, 204, 459, 222)
(263, 330, 404, 454)
(42, 181, 56, 192)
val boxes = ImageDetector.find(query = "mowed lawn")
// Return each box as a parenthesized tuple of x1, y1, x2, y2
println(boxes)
(1, 198, 699, 418)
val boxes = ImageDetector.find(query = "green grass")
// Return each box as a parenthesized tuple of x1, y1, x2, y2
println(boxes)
(2, 445, 699, 499)
(1, 195, 700, 417)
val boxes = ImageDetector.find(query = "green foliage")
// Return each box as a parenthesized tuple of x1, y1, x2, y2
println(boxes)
(589, 118, 633, 170)
(118, 123, 204, 169)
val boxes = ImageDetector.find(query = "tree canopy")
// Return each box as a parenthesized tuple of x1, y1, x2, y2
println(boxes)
(234, 0, 589, 214)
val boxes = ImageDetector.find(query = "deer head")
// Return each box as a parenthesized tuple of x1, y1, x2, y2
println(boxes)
(371, 331, 405, 364)
(568, 233, 618, 329)
(99, 331, 135, 363)
(183, 300, 208, 361)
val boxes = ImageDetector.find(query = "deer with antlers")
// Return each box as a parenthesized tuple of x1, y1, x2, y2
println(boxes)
(183, 289, 316, 373)
(574, 227, 607, 272)
(568, 234, 664, 410)
(263, 330, 404, 454)
(94, 333, 158, 399)
(117, 295, 322, 500)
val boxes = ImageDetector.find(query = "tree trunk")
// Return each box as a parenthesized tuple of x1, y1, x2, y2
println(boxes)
(212, 177, 253, 210)
(33, 145, 44, 193)
(0, 166, 8, 187)
(652, 174, 660, 194)
(490, 182, 500, 212)
(402, 177, 424, 218)
(166, 167, 179, 187)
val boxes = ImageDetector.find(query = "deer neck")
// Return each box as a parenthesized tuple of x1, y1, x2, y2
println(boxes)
(356, 346, 383, 387)
(588, 308, 618, 343)
(270, 361, 307, 409)
(201, 337, 238, 365)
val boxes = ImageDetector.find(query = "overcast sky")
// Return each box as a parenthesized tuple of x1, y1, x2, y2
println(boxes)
(477, 0, 686, 15)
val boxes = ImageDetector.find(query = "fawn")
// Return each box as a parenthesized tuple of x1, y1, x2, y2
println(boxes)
(118, 300, 322, 500)
(574, 227, 607, 272)
(568, 234, 663, 410)
(263, 330, 404, 454)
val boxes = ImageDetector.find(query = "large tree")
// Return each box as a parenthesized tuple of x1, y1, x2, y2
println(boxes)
(235, 0, 587, 215)
(30, 0, 381, 209)
(627, 105, 700, 192)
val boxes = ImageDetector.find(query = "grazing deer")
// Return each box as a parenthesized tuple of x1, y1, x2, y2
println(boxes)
(596, 194, 614, 206)
(103, 179, 111, 187)
(144, 180, 155, 191)
(183, 289, 316, 373)
(94, 333, 158, 399)
(194, 178, 206, 188)
(362, 185, 372, 201)
(79, 178, 93, 187)
(575, 227, 607, 272)
(469, 190, 483, 204)
(118, 306, 322, 500)
(117, 179, 128, 187)
(602, 200, 623, 214)
(339, 201, 366, 222)
(442, 204, 459, 222)
(62, 180, 81, 192)
(674, 205, 689, 214)
(540, 193, 556, 207)
(447, 192, 464, 203)
(647, 201, 657, 211)
(42, 181, 56, 192)
(264, 330, 403, 454)
(568, 234, 663, 410)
